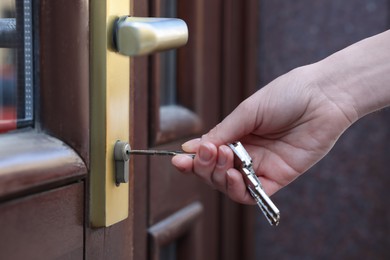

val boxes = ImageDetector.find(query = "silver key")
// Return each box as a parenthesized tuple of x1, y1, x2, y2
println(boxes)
(129, 149, 195, 158)
(228, 142, 280, 226)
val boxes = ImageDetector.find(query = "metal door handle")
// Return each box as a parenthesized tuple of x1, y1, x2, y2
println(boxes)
(113, 16, 188, 56)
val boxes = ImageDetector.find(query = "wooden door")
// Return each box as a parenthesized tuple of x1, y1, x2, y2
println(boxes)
(0, 0, 88, 259)
(132, 1, 259, 259)
(0, 0, 258, 259)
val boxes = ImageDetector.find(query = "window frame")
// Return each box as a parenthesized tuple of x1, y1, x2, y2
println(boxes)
(150, 0, 219, 145)
(0, 0, 89, 201)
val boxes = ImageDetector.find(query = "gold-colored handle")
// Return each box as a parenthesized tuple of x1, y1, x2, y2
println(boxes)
(113, 16, 188, 56)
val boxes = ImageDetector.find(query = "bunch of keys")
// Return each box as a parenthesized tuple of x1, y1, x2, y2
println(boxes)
(130, 141, 280, 226)
(228, 142, 280, 226)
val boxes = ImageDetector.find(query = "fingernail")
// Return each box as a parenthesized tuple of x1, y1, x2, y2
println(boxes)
(171, 155, 189, 173)
(199, 143, 212, 162)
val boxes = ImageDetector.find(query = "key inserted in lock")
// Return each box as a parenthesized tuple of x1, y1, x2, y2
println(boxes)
(114, 141, 131, 185)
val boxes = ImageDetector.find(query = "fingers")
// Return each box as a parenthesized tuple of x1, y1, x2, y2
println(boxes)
(193, 142, 218, 186)
(181, 138, 201, 152)
(173, 141, 233, 190)
(172, 140, 256, 205)
(171, 138, 201, 173)
(210, 145, 233, 193)
(171, 154, 194, 173)
(226, 169, 256, 205)
(172, 140, 220, 182)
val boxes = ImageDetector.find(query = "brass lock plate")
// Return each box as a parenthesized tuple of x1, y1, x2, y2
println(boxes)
(90, 0, 130, 227)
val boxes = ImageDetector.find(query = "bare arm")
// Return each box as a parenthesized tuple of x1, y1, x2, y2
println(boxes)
(315, 30, 390, 120)
(172, 30, 390, 204)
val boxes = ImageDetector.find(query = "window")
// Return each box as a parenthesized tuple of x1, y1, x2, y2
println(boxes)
(159, 0, 178, 106)
(0, 0, 33, 133)
(152, 0, 202, 144)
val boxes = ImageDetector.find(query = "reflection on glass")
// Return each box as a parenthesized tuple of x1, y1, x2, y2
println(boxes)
(0, 1, 16, 131)
(0, 0, 33, 133)
(159, 0, 178, 106)
(160, 241, 177, 260)
(0, 47, 17, 131)
(160, 49, 177, 105)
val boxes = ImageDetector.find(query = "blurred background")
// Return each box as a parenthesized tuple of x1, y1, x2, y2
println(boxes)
(255, 0, 390, 259)
(0, 0, 17, 132)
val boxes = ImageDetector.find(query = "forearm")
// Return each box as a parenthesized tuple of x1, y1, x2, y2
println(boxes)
(312, 30, 390, 122)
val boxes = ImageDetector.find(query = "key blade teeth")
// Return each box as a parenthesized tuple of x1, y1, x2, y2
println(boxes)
(228, 141, 281, 226)
(248, 186, 280, 226)
(129, 150, 195, 158)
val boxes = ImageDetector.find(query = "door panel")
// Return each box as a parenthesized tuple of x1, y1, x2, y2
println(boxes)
(148, 202, 203, 260)
(0, 183, 84, 259)
(133, 0, 259, 259)
(147, 1, 222, 259)
(149, 151, 219, 260)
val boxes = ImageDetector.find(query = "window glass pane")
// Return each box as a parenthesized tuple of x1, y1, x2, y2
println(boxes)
(159, 0, 177, 106)
(153, 0, 202, 145)
(0, 0, 33, 133)
(160, 241, 177, 260)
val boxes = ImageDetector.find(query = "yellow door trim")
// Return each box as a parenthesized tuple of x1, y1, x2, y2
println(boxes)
(90, 0, 131, 227)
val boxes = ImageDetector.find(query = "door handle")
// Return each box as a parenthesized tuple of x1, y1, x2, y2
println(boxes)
(113, 16, 188, 56)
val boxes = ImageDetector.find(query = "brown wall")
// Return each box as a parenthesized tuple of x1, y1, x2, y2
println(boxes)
(256, 1, 390, 259)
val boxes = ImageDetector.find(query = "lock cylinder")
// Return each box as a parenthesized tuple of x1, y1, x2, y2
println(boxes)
(114, 141, 131, 185)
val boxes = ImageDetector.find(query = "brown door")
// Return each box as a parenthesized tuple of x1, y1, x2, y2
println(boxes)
(0, 0, 88, 259)
(132, 1, 258, 259)
(0, 0, 258, 259)
(133, 1, 222, 259)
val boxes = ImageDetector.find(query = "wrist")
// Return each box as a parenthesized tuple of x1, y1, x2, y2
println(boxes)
(309, 30, 390, 121)
(307, 59, 360, 125)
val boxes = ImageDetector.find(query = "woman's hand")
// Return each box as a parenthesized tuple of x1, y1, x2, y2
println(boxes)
(172, 65, 356, 204)
(172, 30, 390, 205)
